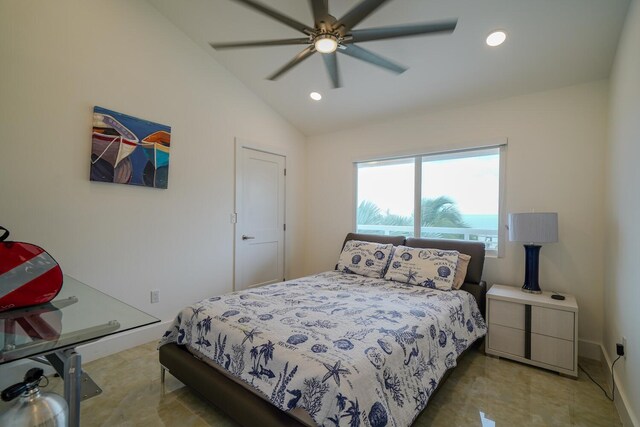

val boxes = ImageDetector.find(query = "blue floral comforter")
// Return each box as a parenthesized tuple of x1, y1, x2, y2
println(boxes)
(160, 271, 486, 427)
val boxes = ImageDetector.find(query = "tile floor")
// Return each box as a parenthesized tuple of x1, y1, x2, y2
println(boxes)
(36, 342, 623, 426)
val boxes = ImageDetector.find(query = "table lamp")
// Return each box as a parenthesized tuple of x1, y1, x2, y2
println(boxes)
(508, 212, 558, 294)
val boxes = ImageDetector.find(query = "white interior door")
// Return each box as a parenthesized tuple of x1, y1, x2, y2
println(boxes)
(235, 146, 285, 290)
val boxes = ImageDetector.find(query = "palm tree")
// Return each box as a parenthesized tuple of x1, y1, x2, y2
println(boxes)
(356, 200, 382, 225)
(358, 202, 411, 236)
(421, 196, 467, 227)
(421, 196, 468, 239)
(357, 197, 468, 238)
(380, 209, 412, 226)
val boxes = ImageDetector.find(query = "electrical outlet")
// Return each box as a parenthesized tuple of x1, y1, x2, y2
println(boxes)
(623, 337, 627, 360)
(150, 289, 160, 304)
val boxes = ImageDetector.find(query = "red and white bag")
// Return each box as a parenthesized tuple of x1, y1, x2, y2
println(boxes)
(0, 227, 63, 311)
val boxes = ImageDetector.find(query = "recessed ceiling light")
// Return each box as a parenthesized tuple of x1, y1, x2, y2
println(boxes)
(486, 30, 507, 47)
(310, 92, 322, 101)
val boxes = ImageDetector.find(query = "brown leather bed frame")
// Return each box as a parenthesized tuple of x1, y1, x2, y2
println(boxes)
(159, 233, 487, 426)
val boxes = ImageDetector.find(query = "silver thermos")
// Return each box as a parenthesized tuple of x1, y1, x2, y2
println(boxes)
(0, 367, 68, 427)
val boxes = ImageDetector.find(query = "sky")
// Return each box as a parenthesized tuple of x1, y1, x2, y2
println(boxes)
(357, 154, 500, 217)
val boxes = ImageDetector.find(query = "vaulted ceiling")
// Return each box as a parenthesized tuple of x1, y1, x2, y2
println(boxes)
(149, 0, 630, 135)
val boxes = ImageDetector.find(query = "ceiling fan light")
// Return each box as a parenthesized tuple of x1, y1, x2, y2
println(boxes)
(486, 30, 507, 47)
(314, 35, 338, 54)
(310, 92, 322, 101)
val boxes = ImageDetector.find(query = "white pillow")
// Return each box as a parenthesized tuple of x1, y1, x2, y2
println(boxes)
(384, 246, 459, 290)
(452, 253, 471, 290)
(337, 240, 394, 278)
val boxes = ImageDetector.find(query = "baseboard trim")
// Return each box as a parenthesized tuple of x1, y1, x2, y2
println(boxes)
(77, 320, 172, 363)
(600, 344, 639, 427)
(578, 339, 603, 360)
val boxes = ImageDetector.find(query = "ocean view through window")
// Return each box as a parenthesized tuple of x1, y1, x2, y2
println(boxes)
(356, 146, 504, 255)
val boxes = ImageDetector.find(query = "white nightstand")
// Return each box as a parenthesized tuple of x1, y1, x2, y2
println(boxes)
(485, 284, 578, 377)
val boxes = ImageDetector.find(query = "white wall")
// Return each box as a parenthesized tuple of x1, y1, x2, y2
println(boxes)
(606, 0, 640, 424)
(305, 81, 608, 348)
(0, 0, 306, 326)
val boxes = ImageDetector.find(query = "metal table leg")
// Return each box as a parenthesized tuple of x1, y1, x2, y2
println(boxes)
(45, 348, 102, 427)
(63, 349, 82, 427)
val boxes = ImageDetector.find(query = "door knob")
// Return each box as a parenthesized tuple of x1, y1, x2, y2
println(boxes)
(242, 235, 255, 240)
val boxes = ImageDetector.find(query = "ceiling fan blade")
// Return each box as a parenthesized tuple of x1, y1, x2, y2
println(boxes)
(232, 0, 314, 34)
(309, 0, 330, 29)
(211, 38, 310, 50)
(338, 44, 406, 74)
(321, 52, 341, 88)
(350, 20, 458, 43)
(267, 46, 316, 81)
(335, 0, 391, 34)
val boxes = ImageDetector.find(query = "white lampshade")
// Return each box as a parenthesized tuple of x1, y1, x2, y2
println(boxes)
(508, 212, 558, 243)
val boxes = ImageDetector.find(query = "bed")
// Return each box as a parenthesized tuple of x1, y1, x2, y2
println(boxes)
(159, 233, 487, 426)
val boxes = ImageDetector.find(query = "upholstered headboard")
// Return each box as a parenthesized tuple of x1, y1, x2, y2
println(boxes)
(340, 233, 487, 316)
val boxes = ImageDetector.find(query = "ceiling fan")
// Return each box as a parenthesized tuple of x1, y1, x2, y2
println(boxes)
(210, 0, 457, 88)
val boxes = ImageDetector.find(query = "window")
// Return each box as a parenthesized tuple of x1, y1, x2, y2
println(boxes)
(356, 158, 415, 238)
(356, 146, 505, 256)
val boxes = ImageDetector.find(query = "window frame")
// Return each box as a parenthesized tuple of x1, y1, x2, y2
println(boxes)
(353, 141, 507, 258)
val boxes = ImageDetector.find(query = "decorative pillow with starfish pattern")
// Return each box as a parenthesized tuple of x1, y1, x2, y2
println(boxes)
(384, 246, 460, 290)
(336, 240, 395, 278)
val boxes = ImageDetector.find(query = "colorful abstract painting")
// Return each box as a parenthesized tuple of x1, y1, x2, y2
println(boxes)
(90, 106, 171, 189)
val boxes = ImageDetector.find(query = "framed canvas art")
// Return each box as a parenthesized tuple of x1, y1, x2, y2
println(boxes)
(90, 106, 171, 189)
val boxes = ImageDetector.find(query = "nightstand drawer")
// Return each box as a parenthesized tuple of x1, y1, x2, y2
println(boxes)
(489, 299, 525, 330)
(531, 306, 574, 340)
(531, 334, 574, 370)
(487, 324, 525, 357)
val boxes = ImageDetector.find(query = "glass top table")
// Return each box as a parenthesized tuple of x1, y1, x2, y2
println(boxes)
(0, 275, 159, 426)
(1, 275, 159, 364)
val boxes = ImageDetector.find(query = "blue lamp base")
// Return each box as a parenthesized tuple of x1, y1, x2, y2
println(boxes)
(522, 244, 542, 294)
